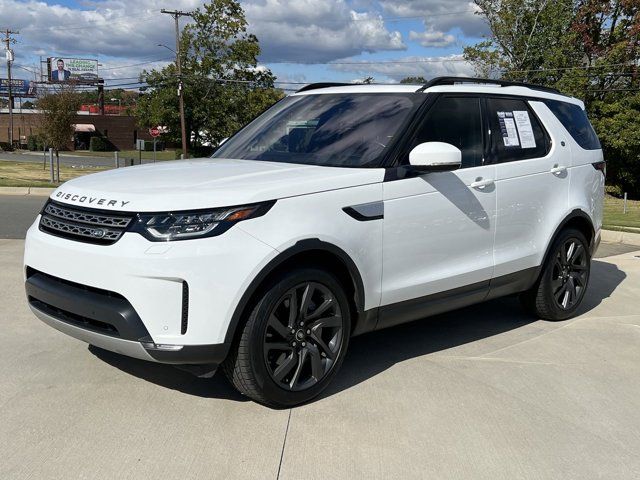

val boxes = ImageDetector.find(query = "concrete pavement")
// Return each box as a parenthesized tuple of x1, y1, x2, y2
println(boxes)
(1, 236, 640, 479)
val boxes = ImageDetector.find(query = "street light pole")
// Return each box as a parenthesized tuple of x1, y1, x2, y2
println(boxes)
(161, 9, 192, 159)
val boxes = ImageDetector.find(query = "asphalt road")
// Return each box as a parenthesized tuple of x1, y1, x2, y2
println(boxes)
(1, 196, 640, 478)
(0, 195, 46, 238)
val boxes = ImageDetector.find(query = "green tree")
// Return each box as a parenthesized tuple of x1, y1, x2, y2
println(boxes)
(464, 0, 640, 197)
(136, 0, 284, 152)
(37, 85, 81, 180)
(400, 76, 427, 84)
(463, 0, 577, 83)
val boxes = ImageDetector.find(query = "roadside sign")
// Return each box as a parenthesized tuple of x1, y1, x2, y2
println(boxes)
(149, 126, 160, 138)
(136, 139, 145, 151)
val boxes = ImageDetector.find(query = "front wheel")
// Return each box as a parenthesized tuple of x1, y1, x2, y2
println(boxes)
(222, 268, 351, 408)
(521, 228, 591, 321)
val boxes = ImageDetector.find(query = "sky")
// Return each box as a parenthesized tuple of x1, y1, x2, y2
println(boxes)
(0, 0, 490, 91)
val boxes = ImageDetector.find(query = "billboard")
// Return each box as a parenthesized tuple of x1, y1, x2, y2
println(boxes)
(0, 78, 37, 97)
(48, 57, 99, 83)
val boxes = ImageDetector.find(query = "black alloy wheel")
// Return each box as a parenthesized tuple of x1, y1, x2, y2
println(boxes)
(223, 268, 351, 408)
(551, 238, 589, 310)
(520, 228, 591, 321)
(264, 282, 344, 391)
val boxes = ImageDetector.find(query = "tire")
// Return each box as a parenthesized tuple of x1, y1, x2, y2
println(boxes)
(222, 267, 351, 408)
(520, 228, 591, 321)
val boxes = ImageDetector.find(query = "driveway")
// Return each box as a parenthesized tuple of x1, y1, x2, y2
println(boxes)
(1, 234, 640, 479)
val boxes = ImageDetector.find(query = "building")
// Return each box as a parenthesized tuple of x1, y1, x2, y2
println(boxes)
(0, 109, 153, 151)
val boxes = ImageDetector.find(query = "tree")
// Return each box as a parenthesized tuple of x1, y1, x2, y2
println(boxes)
(37, 85, 81, 181)
(400, 76, 427, 84)
(136, 0, 284, 152)
(463, 0, 577, 83)
(464, 0, 640, 197)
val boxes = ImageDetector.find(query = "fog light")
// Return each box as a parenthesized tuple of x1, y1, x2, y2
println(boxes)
(141, 342, 184, 351)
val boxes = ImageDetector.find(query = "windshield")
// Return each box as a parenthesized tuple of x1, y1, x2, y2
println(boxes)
(212, 93, 420, 168)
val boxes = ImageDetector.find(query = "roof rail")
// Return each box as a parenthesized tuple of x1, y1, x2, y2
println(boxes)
(296, 82, 353, 93)
(417, 76, 561, 95)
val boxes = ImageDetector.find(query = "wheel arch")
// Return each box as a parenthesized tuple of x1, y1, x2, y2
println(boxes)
(540, 208, 595, 275)
(223, 239, 367, 346)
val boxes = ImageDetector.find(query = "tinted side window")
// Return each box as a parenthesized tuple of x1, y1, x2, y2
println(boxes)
(543, 99, 601, 150)
(411, 96, 483, 168)
(487, 97, 548, 163)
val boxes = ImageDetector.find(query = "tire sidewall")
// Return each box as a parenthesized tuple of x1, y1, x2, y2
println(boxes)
(246, 268, 351, 407)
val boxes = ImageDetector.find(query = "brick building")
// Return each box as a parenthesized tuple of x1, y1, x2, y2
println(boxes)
(0, 110, 153, 151)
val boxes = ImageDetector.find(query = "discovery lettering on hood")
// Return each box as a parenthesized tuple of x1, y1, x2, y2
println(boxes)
(54, 191, 130, 208)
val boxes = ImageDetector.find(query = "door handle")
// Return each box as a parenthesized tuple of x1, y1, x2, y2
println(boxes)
(470, 178, 495, 190)
(550, 165, 567, 175)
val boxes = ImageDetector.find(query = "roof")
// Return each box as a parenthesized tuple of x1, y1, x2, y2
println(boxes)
(292, 79, 583, 107)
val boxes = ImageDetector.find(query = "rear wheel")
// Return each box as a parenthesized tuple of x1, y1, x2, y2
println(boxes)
(521, 228, 591, 321)
(222, 268, 350, 407)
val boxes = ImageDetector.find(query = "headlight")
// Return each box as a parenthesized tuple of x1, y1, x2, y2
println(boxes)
(132, 201, 274, 241)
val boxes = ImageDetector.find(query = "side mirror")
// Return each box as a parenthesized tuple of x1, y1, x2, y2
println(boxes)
(408, 142, 462, 172)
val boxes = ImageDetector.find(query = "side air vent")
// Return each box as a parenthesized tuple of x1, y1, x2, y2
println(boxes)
(181, 281, 189, 335)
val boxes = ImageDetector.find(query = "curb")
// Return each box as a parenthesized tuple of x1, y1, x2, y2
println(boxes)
(0, 186, 55, 197)
(601, 229, 640, 247)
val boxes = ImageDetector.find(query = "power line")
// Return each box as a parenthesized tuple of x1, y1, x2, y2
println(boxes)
(100, 56, 174, 71)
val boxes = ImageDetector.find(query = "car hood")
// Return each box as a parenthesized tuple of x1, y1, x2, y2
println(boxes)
(49, 158, 384, 212)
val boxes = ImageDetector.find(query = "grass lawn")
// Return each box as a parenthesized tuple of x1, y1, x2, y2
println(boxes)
(0, 161, 107, 188)
(603, 194, 640, 231)
(72, 149, 178, 161)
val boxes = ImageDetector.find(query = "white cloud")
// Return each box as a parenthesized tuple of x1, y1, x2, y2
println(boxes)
(409, 27, 456, 47)
(379, 0, 489, 38)
(0, 0, 200, 79)
(329, 54, 474, 82)
(1, 0, 408, 74)
(242, 0, 406, 63)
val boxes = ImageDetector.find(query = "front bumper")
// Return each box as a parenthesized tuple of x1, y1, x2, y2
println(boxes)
(24, 215, 277, 361)
(25, 268, 230, 364)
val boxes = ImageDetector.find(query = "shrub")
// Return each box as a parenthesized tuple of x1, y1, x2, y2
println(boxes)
(27, 135, 39, 151)
(89, 136, 109, 152)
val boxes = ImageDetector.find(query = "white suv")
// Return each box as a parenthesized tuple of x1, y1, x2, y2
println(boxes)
(24, 77, 605, 407)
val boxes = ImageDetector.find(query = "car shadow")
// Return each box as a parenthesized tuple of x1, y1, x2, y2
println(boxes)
(89, 259, 626, 404)
(89, 345, 248, 402)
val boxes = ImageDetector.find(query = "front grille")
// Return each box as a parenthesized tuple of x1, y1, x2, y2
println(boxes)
(39, 200, 134, 245)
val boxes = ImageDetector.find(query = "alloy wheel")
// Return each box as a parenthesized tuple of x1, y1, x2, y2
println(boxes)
(263, 282, 344, 391)
(551, 238, 588, 310)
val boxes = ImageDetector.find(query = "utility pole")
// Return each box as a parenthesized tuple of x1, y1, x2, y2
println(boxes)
(161, 9, 192, 159)
(3, 29, 19, 150)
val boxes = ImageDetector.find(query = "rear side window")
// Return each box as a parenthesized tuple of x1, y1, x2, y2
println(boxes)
(543, 99, 601, 150)
(486, 97, 549, 163)
(410, 96, 483, 168)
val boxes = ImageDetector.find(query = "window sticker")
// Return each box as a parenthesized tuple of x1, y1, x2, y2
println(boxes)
(497, 111, 520, 147)
(513, 111, 537, 149)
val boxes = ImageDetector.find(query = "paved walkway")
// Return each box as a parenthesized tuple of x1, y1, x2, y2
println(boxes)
(1, 237, 639, 479)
